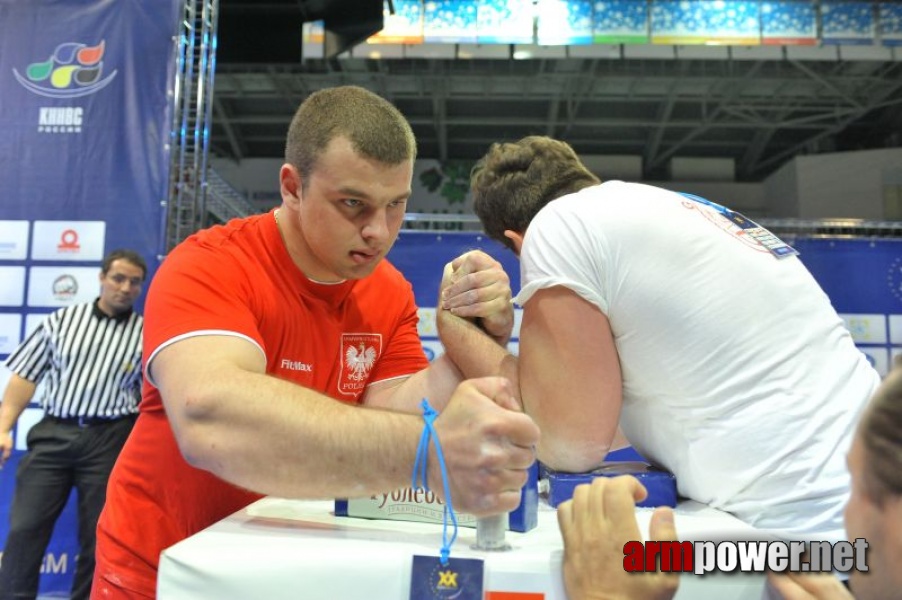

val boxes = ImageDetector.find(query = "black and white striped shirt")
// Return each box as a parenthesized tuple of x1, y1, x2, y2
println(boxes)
(4, 299, 143, 419)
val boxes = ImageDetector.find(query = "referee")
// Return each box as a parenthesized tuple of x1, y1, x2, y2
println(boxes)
(0, 249, 146, 600)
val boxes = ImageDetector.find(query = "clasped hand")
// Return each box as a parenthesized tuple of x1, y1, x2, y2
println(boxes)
(440, 250, 514, 346)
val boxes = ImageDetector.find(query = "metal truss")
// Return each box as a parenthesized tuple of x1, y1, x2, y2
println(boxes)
(210, 53, 902, 182)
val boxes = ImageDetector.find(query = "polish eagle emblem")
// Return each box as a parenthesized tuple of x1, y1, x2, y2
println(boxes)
(345, 342, 376, 381)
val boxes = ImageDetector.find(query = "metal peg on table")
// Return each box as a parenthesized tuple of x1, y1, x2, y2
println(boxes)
(473, 513, 511, 551)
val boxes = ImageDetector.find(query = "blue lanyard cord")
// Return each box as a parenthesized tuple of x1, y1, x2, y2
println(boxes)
(412, 398, 458, 565)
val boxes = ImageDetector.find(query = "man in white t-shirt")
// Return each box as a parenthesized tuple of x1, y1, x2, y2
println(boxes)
(470, 135, 880, 542)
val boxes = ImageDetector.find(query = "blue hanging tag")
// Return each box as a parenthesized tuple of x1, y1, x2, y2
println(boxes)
(409, 555, 485, 600)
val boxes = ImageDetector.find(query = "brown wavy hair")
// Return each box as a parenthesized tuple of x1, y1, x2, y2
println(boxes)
(471, 136, 600, 251)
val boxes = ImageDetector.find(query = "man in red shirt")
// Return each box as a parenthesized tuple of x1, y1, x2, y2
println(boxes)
(92, 86, 538, 599)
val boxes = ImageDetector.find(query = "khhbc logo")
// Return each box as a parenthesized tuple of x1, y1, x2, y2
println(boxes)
(13, 40, 117, 99)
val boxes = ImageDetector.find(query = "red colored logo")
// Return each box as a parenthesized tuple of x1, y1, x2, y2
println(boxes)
(57, 229, 80, 252)
(338, 333, 382, 396)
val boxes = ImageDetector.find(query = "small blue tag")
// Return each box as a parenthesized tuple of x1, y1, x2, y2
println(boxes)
(409, 555, 484, 600)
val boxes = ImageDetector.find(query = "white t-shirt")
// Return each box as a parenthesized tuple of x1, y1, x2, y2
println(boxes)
(516, 181, 881, 541)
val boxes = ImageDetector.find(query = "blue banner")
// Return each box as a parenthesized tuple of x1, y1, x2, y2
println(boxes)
(389, 230, 902, 378)
(0, 0, 180, 594)
(821, 0, 876, 45)
(794, 237, 902, 375)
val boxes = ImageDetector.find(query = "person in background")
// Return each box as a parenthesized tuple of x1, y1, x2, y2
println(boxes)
(92, 86, 538, 599)
(0, 249, 146, 600)
(470, 135, 880, 543)
(558, 366, 902, 600)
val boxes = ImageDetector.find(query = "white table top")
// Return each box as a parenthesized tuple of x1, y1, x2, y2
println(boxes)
(157, 497, 768, 600)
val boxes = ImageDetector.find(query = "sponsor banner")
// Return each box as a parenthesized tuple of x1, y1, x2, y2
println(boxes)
(821, 0, 876, 46)
(31, 220, 106, 261)
(367, 0, 424, 44)
(651, 0, 761, 45)
(593, 0, 650, 44)
(839, 313, 888, 345)
(0, 266, 27, 306)
(881, 2, 902, 47)
(794, 238, 902, 315)
(0, 0, 179, 265)
(761, 0, 818, 46)
(27, 266, 100, 307)
(0, 313, 23, 354)
(423, 0, 478, 44)
(888, 315, 902, 344)
(417, 307, 438, 336)
(536, 0, 593, 46)
(0, 220, 30, 259)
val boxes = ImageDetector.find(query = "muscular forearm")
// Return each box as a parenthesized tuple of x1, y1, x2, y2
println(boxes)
(166, 369, 433, 500)
(0, 374, 37, 433)
(437, 308, 519, 387)
(155, 334, 539, 517)
(363, 354, 462, 413)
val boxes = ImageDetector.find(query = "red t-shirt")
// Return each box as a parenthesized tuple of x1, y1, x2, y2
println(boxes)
(94, 211, 428, 596)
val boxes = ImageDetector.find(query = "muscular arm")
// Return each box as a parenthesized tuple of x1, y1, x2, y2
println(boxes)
(363, 354, 462, 413)
(365, 250, 519, 414)
(519, 286, 622, 472)
(436, 251, 518, 386)
(436, 308, 518, 389)
(0, 373, 38, 466)
(153, 335, 539, 514)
